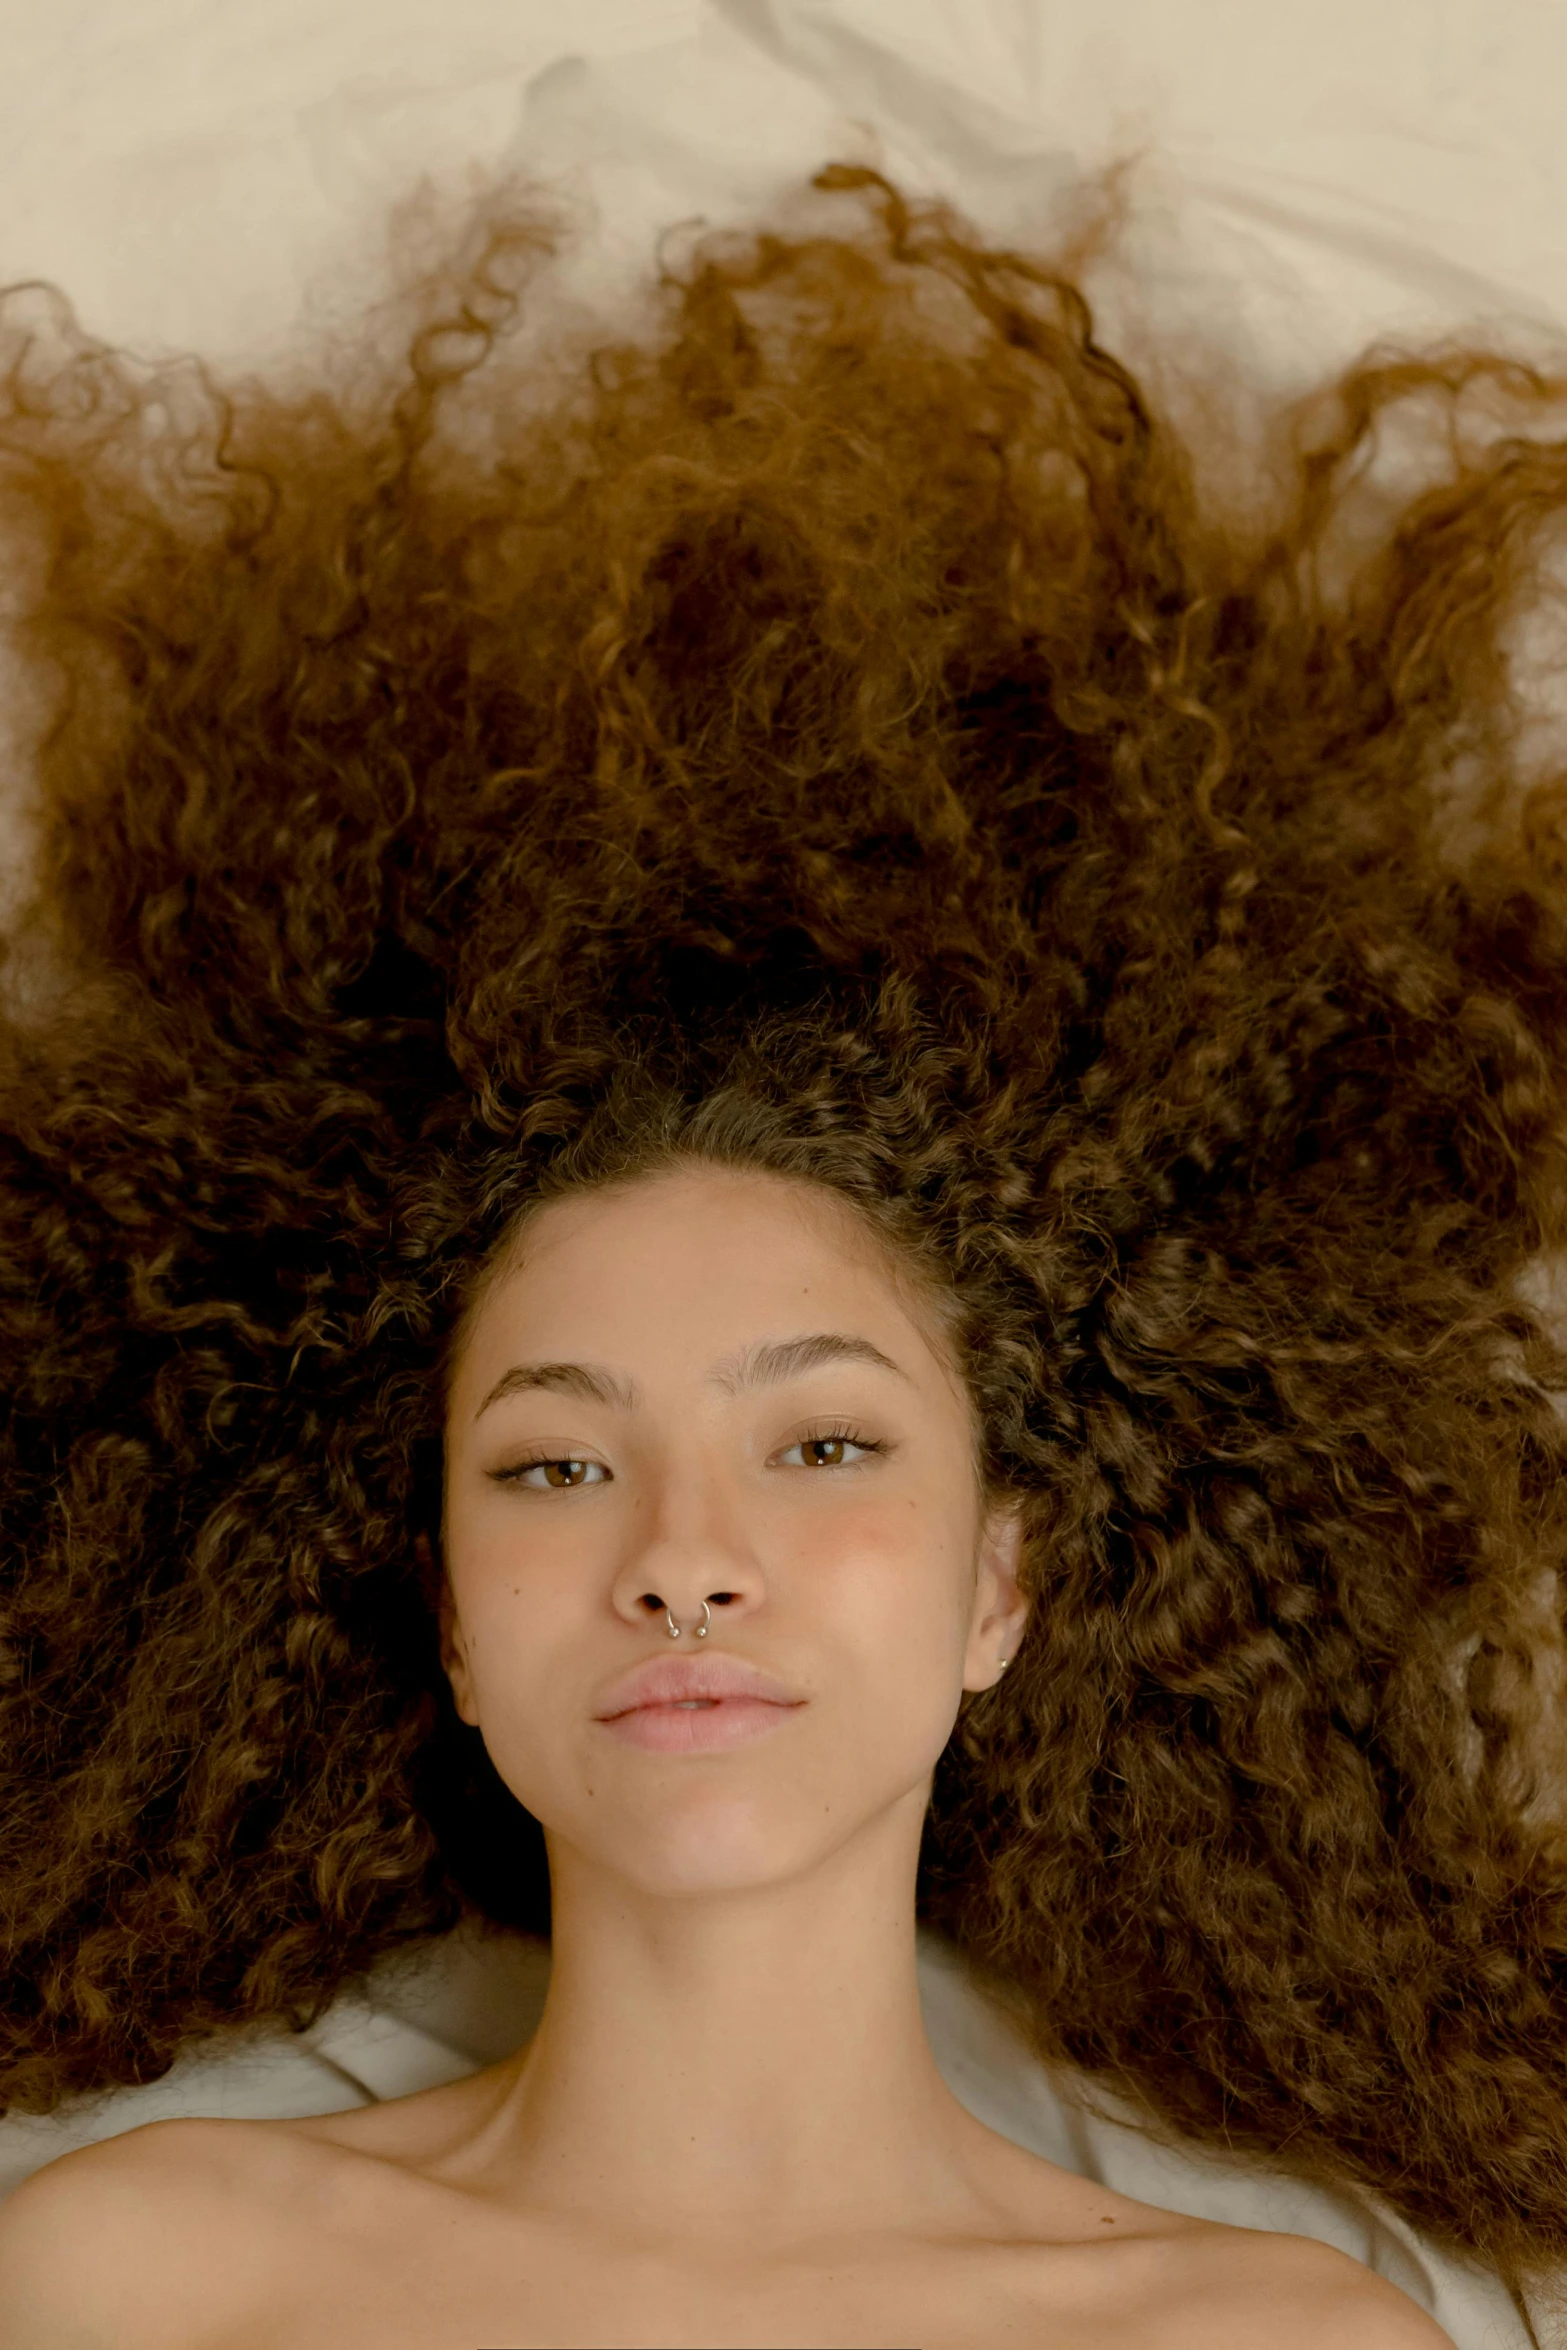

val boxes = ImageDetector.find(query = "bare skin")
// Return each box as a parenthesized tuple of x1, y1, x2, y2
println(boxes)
(0, 1168, 1454, 2348)
(0, 2083, 1451, 2349)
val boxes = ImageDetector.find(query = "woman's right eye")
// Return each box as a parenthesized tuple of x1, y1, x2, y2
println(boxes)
(496, 1457, 609, 1490)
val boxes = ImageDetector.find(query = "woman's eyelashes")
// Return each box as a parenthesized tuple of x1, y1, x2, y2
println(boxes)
(490, 1454, 610, 1490)
(774, 1425, 886, 1470)
(487, 1423, 890, 1489)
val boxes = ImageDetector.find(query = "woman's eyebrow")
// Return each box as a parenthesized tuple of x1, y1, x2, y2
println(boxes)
(712, 1332, 910, 1394)
(473, 1333, 907, 1421)
(474, 1361, 634, 1419)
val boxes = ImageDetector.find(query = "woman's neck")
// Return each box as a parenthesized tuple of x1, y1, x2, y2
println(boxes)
(443, 1796, 998, 2248)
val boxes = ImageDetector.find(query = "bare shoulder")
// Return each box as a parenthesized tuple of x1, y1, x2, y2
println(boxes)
(0, 2116, 278, 2350)
(1173, 2221, 1456, 2349)
(979, 2131, 1453, 2348)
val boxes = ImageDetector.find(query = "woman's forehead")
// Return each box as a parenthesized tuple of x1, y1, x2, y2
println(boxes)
(453, 1167, 960, 1396)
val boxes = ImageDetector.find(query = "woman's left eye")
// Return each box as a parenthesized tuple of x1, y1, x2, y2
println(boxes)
(778, 1433, 879, 1469)
(497, 1457, 609, 1490)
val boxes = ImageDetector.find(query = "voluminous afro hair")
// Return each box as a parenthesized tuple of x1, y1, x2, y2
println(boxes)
(3, 158, 1567, 2304)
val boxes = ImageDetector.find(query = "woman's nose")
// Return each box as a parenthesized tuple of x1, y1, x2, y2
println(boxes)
(613, 1469, 757, 1637)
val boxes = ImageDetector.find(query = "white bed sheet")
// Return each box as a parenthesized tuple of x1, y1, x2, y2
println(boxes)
(6, 3, 1567, 392)
(2, 6, 1565, 2344)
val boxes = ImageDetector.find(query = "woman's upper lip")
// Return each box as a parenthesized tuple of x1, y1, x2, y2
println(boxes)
(594, 1653, 804, 1719)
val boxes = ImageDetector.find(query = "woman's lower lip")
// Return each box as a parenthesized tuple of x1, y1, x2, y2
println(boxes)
(599, 1698, 801, 1752)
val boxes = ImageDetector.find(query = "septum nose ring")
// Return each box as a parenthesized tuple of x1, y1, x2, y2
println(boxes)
(664, 1600, 712, 1641)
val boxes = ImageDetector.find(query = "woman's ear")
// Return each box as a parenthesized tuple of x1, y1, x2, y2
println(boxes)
(421, 1530, 478, 1723)
(967, 1499, 1030, 1687)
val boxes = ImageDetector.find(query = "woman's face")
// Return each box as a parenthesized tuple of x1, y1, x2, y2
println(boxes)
(440, 1164, 1026, 1899)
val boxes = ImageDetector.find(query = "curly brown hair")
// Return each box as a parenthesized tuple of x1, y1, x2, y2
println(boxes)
(3, 156, 1567, 2303)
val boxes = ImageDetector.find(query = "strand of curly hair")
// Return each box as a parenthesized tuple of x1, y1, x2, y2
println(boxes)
(1, 158, 1567, 2308)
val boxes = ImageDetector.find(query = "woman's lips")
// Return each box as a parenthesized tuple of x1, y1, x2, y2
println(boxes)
(598, 1696, 801, 1753)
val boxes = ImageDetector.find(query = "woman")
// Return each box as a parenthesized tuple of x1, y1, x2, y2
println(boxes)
(5, 1145, 1451, 2346)
(0, 159, 1562, 2342)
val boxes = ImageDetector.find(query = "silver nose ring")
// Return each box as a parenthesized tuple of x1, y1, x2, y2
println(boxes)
(664, 1600, 712, 1641)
